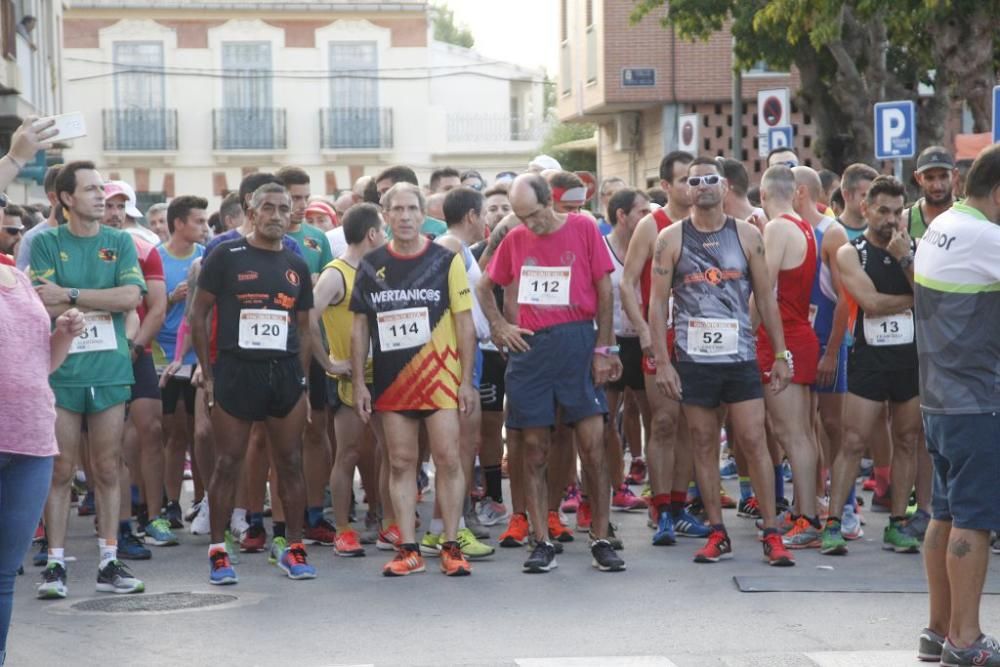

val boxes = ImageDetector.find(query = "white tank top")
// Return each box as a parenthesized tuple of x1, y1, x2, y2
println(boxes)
(604, 236, 639, 338)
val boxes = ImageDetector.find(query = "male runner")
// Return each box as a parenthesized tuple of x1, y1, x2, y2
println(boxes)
(32, 161, 147, 597)
(350, 182, 476, 577)
(429, 167, 462, 193)
(374, 165, 446, 238)
(191, 183, 317, 584)
(104, 180, 160, 245)
(145, 203, 169, 243)
(821, 175, 922, 556)
(906, 146, 957, 239)
(767, 147, 799, 169)
(647, 156, 796, 566)
(478, 174, 626, 574)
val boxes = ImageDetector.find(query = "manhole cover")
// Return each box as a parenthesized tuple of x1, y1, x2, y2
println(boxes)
(71, 592, 237, 614)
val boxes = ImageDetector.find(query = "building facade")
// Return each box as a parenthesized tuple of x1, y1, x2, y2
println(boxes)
(62, 0, 546, 209)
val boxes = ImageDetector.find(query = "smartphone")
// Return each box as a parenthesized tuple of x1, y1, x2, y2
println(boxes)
(34, 112, 87, 141)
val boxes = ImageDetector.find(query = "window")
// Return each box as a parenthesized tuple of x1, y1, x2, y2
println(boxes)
(110, 42, 169, 150)
(585, 2, 597, 85)
(745, 59, 787, 75)
(325, 41, 386, 149)
(219, 42, 277, 149)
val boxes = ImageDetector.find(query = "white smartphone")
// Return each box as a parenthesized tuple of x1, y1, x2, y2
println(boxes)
(34, 112, 87, 141)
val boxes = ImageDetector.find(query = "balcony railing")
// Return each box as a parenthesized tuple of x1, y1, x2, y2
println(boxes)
(103, 109, 178, 151)
(446, 113, 546, 143)
(320, 107, 393, 150)
(212, 108, 286, 151)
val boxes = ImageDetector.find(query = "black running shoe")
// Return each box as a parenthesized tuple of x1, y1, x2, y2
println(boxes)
(522, 540, 557, 573)
(591, 539, 626, 572)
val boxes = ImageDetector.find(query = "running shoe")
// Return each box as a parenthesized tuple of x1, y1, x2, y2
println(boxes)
(456, 528, 495, 559)
(185, 499, 204, 523)
(118, 527, 152, 560)
(906, 509, 930, 542)
(304, 517, 337, 546)
(863, 477, 879, 492)
(694, 529, 733, 563)
(820, 521, 848, 556)
(96, 560, 144, 594)
(382, 545, 425, 577)
(224, 529, 240, 564)
(376, 525, 402, 551)
(576, 500, 592, 533)
(78, 491, 95, 516)
(940, 634, 1000, 666)
(33, 540, 47, 567)
(758, 510, 796, 536)
(738, 496, 761, 519)
(596, 523, 624, 551)
(782, 516, 822, 549)
(841, 504, 864, 540)
(190, 499, 210, 535)
(817, 496, 830, 522)
(464, 506, 490, 540)
(640, 483, 652, 499)
(229, 514, 250, 540)
(917, 627, 945, 662)
(278, 542, 317, 580)
(547, 510, 574, 542)
(720, 490, 737, 509)
(268, 536, 288, 565)
(781, 460, 793, 482)
(719, 457, 738, 480)
(240, 523, 267, 553)
(419, 532, 441, 557)
(884, 519, 921, 554)
(334, 529, 365, 557)
(612, 484, 648, 512)
(652, 510, 677, 546)
(439, 541, 472, 576)
(591, 539, 626, 572)
(477, 499, 510, 527)
(674, 508, 711, 538)
(762, 532, 796, 566)
(499, 513, 529, 547)
(626, 458, 647, 485)
(686, 498, 709, 523)
(560, 485, 581, 514)
(522, 540, 557, 573)
(208, 549, 238, 585)
(144, 518, 179, 547)
(164, 500, 184, 529)
(37, 561, 67, 599)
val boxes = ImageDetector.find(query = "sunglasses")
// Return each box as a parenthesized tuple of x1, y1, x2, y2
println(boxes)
(2, 226, 23, 235)
(687, 175, 722, 187)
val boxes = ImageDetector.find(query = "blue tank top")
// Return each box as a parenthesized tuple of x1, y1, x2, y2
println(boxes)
(809, 217, 838, 342)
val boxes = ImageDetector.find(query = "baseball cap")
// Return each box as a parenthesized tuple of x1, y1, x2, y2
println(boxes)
(529, 154, 562, 172)
(916, 146, 955, 173)
(494, 171, 518, 185)
(304, 200, 337, 225)
(103, 181, 142, 218)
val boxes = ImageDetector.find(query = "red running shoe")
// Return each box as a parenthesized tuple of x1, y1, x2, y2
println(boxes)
(693, 529, 733, 563)
(763, 531, 796, 566)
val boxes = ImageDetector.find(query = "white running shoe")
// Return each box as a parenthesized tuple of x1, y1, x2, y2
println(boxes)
(841, 504, 863, 540)
(477, 500, 510, 527)
(190, 499, 211, 535)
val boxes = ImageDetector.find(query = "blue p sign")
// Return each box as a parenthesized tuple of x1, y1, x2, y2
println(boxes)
(874, 101, 916, 160)
(767, 126, 793, 152)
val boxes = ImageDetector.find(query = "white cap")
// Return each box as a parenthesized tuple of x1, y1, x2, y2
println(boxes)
(529, 154, 562, 172)
(103, 180, 143, 219)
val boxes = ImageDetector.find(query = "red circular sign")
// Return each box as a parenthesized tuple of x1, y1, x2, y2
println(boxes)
(763, 96, 783, 127)
(682, 121, 694, 145)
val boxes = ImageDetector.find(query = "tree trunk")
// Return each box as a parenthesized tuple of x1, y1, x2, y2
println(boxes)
(928, 7, 997, 132)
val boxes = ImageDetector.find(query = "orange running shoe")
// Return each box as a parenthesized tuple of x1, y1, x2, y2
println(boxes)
(439, 541, 472, 576)
(333, 529, 365, 557)
(547, 511, 574, 543)
(720, 489, 737, 509)
(499, 513, 529, 547)
(382, 545, 425, 577)
(376, 525, 401, 551)
(781, 516, 822, 549)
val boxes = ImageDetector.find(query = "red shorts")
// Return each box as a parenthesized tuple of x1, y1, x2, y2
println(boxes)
(757, 326, 819, 385)
(641, 328, 675, 375)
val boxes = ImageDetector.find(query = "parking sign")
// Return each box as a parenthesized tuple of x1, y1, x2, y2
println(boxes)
(767, 127, 793, 152)
(874, 101, 916, 160)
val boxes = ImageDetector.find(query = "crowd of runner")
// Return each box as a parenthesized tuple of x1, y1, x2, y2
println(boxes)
(3, 113, 1000, 666)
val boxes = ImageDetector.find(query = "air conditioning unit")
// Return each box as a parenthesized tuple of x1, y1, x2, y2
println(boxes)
(614, 112, 641, 152)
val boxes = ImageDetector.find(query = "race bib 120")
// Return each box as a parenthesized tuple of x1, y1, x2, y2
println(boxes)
(238, 309, 289, 351)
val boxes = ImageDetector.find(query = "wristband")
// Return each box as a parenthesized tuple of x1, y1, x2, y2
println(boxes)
(5, 154, 24, 171)
(594, 345, 620, 357)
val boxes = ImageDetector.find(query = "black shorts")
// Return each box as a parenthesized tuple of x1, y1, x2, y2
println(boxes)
(847, 364, 919, 403)
(479, 349, 506, 412)
(394, 409, 439, 420)
(674, 360, 763, 408)
(325, 375, 343, 412)
(308, 360, 327, 411)
(162, 376, 196, 416)
(131, 351, 161, 402)
(214, 353, 306, 422)
(608, 336, 644, 392)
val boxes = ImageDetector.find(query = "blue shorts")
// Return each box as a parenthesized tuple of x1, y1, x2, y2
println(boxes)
(813, 342, 848, 394)
(923, 411, 1000, 531)
(505, 321, 608, 429)
(472, 346, 483, 391)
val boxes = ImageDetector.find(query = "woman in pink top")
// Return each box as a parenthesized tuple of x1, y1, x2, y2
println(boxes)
(0, 259, 83, 664)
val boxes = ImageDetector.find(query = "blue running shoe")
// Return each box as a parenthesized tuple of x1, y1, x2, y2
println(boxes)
(117, 527, 151, 560)
(33, 539, 48, 567)
(652, 510, 677, 546)
(278, 542, 317, 580)
(143, 518, 179, 547)
(719, 458, 738, 480)
(208, 549, 237, 585)
(674, 508, 711, 538)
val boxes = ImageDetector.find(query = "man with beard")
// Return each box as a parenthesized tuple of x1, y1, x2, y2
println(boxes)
(906, 147, 958, 240)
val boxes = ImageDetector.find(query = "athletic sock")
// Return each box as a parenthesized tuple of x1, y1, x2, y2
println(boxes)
(710, 523, 726, 534)
(688, 482, 700, 499)
(430, 518, 444, 535)
(273, 522, 286, 539)
(774, 465, 784, 504)
(208, 542, 226, 556)
(98, 540, 117, 568)
(670, 490, 687, 516)
(48, 547, 65, 566)
(651, 493, 671, 515)
(231, 507, 247, 526)
(483, 464, 503, 503)
(117, 520, 132, 536)
(738, 476, 753, 501)
(306, 506, 324, 527)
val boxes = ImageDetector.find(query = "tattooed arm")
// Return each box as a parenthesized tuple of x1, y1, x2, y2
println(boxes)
(478, 213, 519, 272)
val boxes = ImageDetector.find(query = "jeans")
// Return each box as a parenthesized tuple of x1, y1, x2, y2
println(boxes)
(0, 453, 54, 663)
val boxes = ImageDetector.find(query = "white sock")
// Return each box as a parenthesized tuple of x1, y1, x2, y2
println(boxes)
(231, 508, 247, 526)
(458, 516, 467, 529)
(430, 518, 444, 534)
(48, 547, 65, 565)
(208, 542, 227, 556)
(98, 540, 116, 567)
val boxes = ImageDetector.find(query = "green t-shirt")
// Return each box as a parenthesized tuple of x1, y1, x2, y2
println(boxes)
(31, 225, 147, 388)
(385, 216, 448, 241)
(287, 223, 334, 276)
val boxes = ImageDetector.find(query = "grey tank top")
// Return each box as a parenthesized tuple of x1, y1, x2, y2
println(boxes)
(671, 216, 756, 364)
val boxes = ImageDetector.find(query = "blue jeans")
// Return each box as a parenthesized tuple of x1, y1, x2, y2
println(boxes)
(0, 453, 54, 662)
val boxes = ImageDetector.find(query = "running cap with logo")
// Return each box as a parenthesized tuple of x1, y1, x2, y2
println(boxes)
(103, 180, 143, 218)
(915, 146, 955, 174)
(529, 154, 562, 172)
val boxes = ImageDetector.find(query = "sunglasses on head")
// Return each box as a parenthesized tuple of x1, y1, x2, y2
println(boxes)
(2, 226, 23, 235)
(687, 175, 722, 187)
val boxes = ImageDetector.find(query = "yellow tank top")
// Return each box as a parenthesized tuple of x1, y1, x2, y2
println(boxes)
(321, 257, 371, 406)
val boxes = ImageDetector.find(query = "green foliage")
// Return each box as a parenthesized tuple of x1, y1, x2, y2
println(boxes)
(432, 3, 475, 48)
(539, 122, 597, 173)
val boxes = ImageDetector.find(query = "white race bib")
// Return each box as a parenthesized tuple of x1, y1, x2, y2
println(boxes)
(686, 318, 739, 356)
(377, 307, 431, 351)
(238, 309, 289, 351)
(69, 311, 118, 354)
(863, 309, 914, 346)
(518, 266, 570, 306)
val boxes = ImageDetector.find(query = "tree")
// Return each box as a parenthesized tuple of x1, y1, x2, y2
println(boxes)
(432, 3, 474, 48)
(630, 0, 999, 173)
(538, 121, 597, 173)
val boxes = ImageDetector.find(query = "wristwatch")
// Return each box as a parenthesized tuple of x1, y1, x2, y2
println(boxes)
(68, 288, 79, 305)
(774, 350, 793, 364)
(594, 345, 621, 357)
(897, 254, 914, 270)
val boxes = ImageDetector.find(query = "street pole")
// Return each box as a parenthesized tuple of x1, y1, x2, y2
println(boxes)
(894, 157, 903, 181)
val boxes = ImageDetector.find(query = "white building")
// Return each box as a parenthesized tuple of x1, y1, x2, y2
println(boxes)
(61, 0, 546, 209)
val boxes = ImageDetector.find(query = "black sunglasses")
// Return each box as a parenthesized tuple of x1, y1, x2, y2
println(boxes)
(2, 226, 23, 235)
